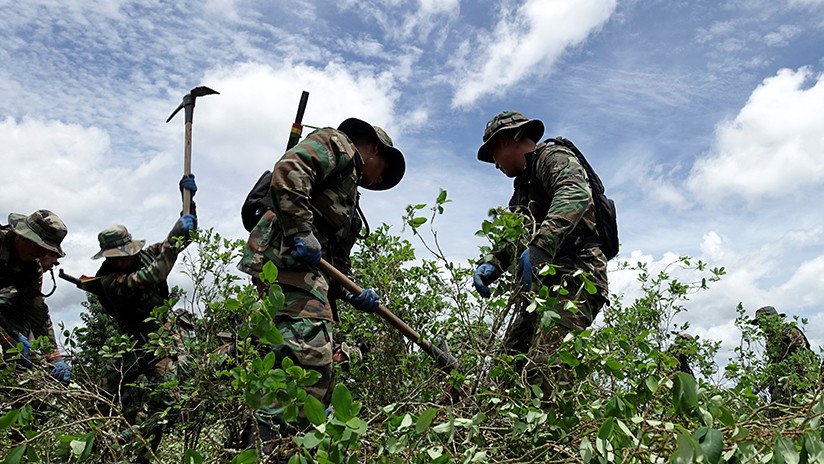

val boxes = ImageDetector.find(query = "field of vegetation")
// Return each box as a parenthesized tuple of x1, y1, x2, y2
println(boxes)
(2, 191, 822, 463)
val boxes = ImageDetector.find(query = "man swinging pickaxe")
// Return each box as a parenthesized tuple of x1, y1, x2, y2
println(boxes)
(166, 86, 219, 214)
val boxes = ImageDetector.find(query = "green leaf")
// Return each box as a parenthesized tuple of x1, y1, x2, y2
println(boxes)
(580, 437, 595, 463)
(416, 408, 438, 434)
(301, 429, 324, 449)
(645, 376, 659, 393)
(0, 410, 19, 431)
(230, 449, 259, 464)
(409, 217, 427, 229)
(332, 384, 355, 421)
(558, 351, 580, 367)
(183, 449, 204, 464)
(303, 395, 327, 426)
(399, 413, 413, 430)
(261, 261, 278, 284)
(672, 372, 698, 414)
(671, 432, 698, 464)
(436, 189, 448, 204)
(3, 445, 25, 464)
(803, 433, 824, 462)
(692, 427, 723, 464)
(775, 436, 800, 464)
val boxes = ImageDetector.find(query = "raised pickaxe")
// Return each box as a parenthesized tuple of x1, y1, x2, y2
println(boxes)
(318, 258, 459, 374)
(166, 86, 220, 214)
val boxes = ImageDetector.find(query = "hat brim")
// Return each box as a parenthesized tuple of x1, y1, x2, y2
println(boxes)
(338, 118, 406, 191)
(749, 313, 786, 324)
(477, 119, 545, 163)
(9, 213, 66, 257)
(92, 239, 145, 260)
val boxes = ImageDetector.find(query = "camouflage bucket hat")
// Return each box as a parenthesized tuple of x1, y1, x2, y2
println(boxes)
(92, 225, 145, 259)
(750, 305, 785, 324)
(477, 111, 545, 163)
(8, 210, 68, 257)
(338, 117, 406, 191)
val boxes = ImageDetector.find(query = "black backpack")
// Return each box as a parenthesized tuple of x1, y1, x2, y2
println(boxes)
(545, 137, 620, 260)
(241, 170, 276, 232)
(241, 159, 359, 232)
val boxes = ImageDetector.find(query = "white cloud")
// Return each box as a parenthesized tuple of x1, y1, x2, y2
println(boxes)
(764, 24, 802, 46)
(450, 0, 617, 107)
(687, 67, 824, 203)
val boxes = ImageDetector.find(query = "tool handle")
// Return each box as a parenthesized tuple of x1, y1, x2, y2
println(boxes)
(183, 121, 193, 214)
(58, 269, 81, 286)
(318, 259, 458, 372)
(286, 91, 310, 151)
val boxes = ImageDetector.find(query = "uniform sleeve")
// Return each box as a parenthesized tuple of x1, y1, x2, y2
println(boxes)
(271, 133, 347, 238)
(108, 240, 180, 292)
(531, 149, 593, 258)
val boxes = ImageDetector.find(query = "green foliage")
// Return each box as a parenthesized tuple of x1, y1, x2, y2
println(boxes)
(2, 194, 822, 463)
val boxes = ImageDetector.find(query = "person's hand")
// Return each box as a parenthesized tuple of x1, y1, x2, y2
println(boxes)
(516, 249, 535, 292)
(345, 288, 380, 313)
(291, 231, 321, 266)
(179, 174, 197, 198)
(473, 263, 497, 298)
(50, 359, 71, 383)
(16, 334, 32, 367)
(170, 214, 198, 240)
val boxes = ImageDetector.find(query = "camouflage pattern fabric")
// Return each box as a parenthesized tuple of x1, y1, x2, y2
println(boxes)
(95, 236, 184, 342)
(7, 210, 67, 257)
(0, 227, 58, 348)
(238, 127, 363, 321)
(256, 310, 335, 428)
(761, 320, 817, 406)
(486, 143, 610, 320)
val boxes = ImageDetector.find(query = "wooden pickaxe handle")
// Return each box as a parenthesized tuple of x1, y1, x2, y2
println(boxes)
(317, 258, 458, 374)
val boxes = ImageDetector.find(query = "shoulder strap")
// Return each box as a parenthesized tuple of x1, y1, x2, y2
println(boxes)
(544, 137, 605, 194)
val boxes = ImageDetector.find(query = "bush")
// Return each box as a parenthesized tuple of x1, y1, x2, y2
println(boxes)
(1, 192, 822, 463)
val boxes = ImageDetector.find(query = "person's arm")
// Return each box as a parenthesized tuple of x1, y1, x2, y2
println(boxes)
(531, 148, 593, 259)
(115, 239, 180, 289)
(271, 131, 351, 238)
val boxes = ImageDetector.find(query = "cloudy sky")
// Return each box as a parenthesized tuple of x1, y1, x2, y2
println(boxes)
(2, 0, 823, 364)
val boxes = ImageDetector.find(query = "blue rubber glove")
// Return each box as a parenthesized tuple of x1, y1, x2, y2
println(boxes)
(16, 334, 32, 367)
(170, 214, 198, 240)
(50, 359, 71, 383)
(516, 249, 534, 292)
(291, 232, 321, 266)
(179, 174, 197, 198)
(473, 263, 497, 298)
(345, 288, 380, 313)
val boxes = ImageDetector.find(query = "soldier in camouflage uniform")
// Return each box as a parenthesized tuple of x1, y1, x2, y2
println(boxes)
(751, 306, 818, 408)
(0, 210, 71, 382)
(238, 118, 405, 446)
(89, 175, 197, 463)
(472, 111, 609, 397)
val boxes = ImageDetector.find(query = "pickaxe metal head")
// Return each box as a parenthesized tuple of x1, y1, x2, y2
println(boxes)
(166, 86, 220, 124)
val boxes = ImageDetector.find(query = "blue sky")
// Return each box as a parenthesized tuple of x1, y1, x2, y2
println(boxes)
(2, 0, 823, 363)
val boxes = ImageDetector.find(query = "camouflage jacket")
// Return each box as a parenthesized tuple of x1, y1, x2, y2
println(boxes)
(96, 237, 182, 343)
(487, 144, 609, 301)
(238, 127, 363, 321)
(765, 323, 812, 365)
(0, 226, 58, 347)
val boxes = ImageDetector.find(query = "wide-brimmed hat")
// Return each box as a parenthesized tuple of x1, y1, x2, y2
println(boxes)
(338, 118, 406, 191)
(477, 111, 545, 163)
(750, 305, 785, 324)
(92, 225, 145, 259)
(8, 210, 68, 257)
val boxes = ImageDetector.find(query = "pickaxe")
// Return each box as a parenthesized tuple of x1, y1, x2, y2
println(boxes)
(166, 86, 220, 214)
(318, 259, 459, 374)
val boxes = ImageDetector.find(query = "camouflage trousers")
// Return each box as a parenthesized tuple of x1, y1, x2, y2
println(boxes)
(255, 309, 335, 431)
(504, 288, 605, 400)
